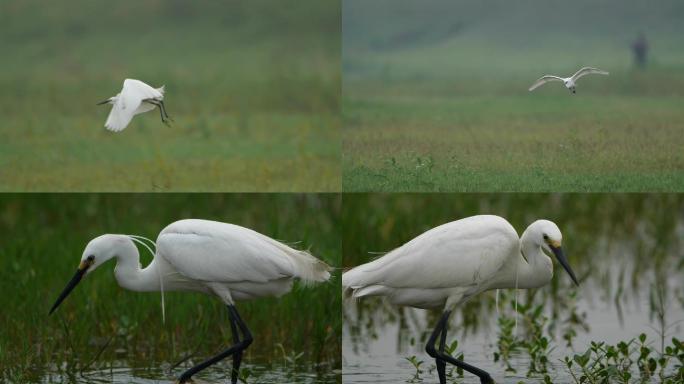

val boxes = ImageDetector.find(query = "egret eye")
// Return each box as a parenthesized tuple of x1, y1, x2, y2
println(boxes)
(87, 255, 95, 261)
(543, 234, 549, 240)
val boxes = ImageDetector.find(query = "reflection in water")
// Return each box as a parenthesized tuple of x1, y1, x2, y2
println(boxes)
(40, 362, 339, 383)
(343, 195, 684, 383)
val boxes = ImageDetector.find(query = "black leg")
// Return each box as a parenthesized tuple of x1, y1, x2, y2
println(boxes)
(229, 307, 243, 384)
(177, 305, 253, 383)
(144, 99, 171, 126)
(159, 100, 173, 121)
(156, 103, 166, 123)
(425, 310, 494, 384)
(436, 316, 447, 383)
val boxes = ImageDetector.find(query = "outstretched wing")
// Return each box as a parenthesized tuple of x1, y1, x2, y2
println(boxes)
(528, 75, 564, 91)
(104, 79, 163, 132)
(571, 67, 609, 82)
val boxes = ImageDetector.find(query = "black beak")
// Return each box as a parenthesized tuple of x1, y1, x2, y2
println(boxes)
(96, 99, 110, 105)
(49, 262, 90, 315)
(550, 245, 579, 286)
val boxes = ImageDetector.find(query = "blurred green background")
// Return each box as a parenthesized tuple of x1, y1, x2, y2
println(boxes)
(343, 0, 684, 191)
(0, 0, 340, 192)
(0, 194, 341, 382)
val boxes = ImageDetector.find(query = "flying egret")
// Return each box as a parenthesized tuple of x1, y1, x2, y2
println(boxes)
(528, 67, 609, 93)
(49, 219, 331, 384)
(97, 78, 172, 132)
(342, 215, 579, 384)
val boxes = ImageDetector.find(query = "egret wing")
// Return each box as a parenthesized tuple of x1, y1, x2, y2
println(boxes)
(343, 215, 519, 291)
(104, 95, 136, 132)
(122, 78, 164, 100)
(571, 67, 609, 81)
(528, 75, 564, 91)
(157, 219, 305, 284)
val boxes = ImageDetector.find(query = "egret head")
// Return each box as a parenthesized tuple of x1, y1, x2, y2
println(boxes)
(49, 235, 133, 315)
(531, 220, 579, 286)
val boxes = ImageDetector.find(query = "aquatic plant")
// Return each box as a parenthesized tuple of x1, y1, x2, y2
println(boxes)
(405, 355, 424, 382)
(443, 339, 465, 378)
(563, 335, 684, 383)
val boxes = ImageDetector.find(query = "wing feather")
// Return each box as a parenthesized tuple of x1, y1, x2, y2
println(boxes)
(571, 67, 609, 82)
(104, 95, 136, 132)
(528, 75, 564, 91)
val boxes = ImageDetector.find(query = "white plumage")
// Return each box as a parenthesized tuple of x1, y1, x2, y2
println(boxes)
(342, 215, 578, 384)
(99, 78, 169, 132)
(529, 67, 609, 93)
(84, 219, 330, 301)
(343, 215, 577, 310)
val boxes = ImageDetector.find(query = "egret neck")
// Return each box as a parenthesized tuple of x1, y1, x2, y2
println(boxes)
(515, 225, 554, 289)
(109, 235, 161, 292)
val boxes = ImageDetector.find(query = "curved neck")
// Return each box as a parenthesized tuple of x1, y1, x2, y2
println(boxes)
(514, 230, 553, 289)
(112, 239, 161, 292)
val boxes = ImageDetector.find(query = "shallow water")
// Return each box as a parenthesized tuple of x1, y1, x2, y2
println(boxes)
(38, 362, 339, 383)
(343, 214, 684, 383)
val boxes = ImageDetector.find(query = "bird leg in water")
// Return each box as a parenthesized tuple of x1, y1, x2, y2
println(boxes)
(229, 306, 243, 384)
(436, 314, 447, 383)
(177, 305, 253, 384)
(425, 310, 494, 384)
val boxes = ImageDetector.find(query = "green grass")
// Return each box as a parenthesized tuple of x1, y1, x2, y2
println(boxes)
(0, 1, 340, 192)
(342, 0, 684, 192)
(0, 194, 341, 382)
(343, 91, 684, 192)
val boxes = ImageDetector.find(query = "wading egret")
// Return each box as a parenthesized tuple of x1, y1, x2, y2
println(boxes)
(49, 219, 331, 383)
(342, 215, 579, 384)
(97, 78, 172, 132)
(529, 67, 609, 93)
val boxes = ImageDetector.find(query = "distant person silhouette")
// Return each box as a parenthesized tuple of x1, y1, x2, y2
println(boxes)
(632, 32, 648, 68)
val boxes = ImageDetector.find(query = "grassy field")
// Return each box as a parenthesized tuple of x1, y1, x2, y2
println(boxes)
(343, 0, 684, 192)
(0, 194, 341, 382)
(0, 1, 340, 192)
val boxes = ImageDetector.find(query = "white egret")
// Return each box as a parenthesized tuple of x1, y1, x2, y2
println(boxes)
(529, 67, 609, 93)
(97, 78, 172, 132)
(49, 219, 331, 384)
(342, 215, 579, 384)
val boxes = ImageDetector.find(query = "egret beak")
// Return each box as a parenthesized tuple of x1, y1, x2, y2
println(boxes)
(549, 244, 579, 286)
(96, 99, 110, 105)
(49, 259, 92, 315)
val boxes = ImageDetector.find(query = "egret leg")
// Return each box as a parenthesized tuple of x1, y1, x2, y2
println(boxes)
(144, 99, 171, 126)
(159, 100, 173, 121)
(156, 103, 167, 123)
(228, 306, 243, 384)
(177, 305, 253, 384)
(425, 310, 493, 384)
(436, 316, 447, 383)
